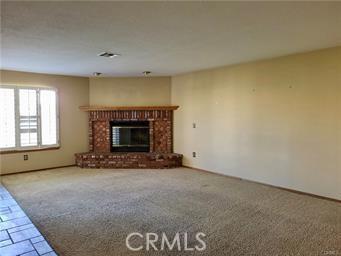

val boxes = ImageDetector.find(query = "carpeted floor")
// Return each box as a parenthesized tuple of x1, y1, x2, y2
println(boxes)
(1, 167, 340, 256)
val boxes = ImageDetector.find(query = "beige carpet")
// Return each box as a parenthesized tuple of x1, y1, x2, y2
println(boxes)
(1, 167, 340, 256)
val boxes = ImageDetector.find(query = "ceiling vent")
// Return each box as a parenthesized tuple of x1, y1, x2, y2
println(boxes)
(97, 52, 120, 58)
(143, 71, 151, 76)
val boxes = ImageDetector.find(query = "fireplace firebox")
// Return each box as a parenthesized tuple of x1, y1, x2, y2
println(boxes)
(110, 121, 150, 152)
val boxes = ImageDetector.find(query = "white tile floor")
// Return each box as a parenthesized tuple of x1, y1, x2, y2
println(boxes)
(0, 184, 57, 256)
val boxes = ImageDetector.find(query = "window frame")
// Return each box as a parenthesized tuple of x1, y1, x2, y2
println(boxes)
(0, 85, 60, 153)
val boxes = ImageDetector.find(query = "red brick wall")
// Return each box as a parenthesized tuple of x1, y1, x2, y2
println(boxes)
(92, 121, 110, 152)
(88, 110, 173, 153)
(153, 120, 172, 153)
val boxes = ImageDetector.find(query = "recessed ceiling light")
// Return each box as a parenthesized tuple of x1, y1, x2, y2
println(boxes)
(97, 52, 120, 58)
(143, 71, 151, 76)
(93, 72, 102, 76)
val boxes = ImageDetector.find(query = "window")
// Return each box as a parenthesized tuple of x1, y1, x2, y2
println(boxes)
(0, 86, 59, 152)
(0, 88, 15, 148)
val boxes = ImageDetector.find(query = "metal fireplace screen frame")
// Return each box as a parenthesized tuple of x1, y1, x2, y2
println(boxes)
(110, 121, 150, 152)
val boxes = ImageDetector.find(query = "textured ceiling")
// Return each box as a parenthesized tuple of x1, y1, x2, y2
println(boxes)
(1, 1, 341, 77)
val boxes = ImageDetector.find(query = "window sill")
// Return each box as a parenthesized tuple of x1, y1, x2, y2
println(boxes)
(0, 146, 60, 155)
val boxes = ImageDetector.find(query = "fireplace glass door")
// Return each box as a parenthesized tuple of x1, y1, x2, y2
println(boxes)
(110, 121, 150, 152)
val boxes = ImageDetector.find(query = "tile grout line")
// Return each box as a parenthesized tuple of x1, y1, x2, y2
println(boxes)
(0, 184, 58, 256)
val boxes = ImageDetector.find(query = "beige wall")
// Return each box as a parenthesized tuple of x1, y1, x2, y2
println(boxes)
(89, 77, 171, 106)
(171, 47, 341, 200)
(0, 70, 89, 175)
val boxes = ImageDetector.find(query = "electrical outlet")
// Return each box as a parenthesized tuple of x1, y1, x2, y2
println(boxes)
(23, 154, 28, 161)
(192, 152, 196, 158)
(192, 123, 196, 128)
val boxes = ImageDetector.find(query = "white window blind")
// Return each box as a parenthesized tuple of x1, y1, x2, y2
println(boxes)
(40, 90, 57, 145)
(19, 89, 38, 147)
(0, 88, 16, 148)
(0, 86, 59, 151)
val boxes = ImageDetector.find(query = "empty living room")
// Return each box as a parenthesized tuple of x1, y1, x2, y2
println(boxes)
(0, 1, 340, 256)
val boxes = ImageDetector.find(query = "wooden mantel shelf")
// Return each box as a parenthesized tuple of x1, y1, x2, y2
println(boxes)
(79, 105, 179, 111)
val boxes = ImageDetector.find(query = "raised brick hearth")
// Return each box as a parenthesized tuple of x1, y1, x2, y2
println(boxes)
(75, 152, 182, 169)
(75, 106, 182, 168)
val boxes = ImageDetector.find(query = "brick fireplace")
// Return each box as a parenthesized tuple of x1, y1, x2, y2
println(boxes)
(75, 106, 183, 168)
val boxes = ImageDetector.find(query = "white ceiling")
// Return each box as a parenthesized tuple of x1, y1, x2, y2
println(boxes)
(1, 1, 341, 77)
